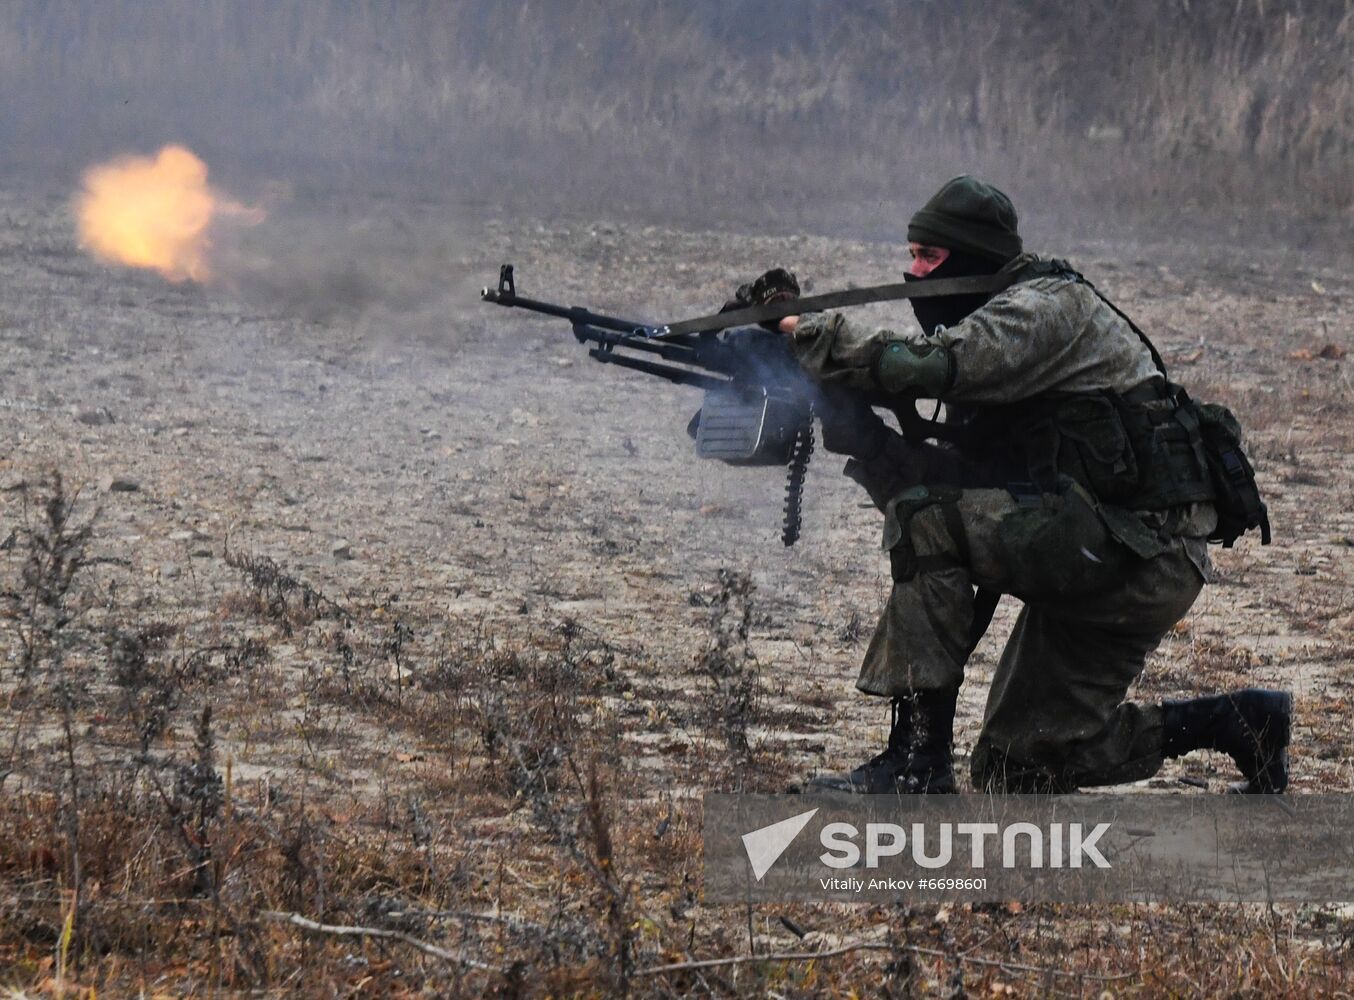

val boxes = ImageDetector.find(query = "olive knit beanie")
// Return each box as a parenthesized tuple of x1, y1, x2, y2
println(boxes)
(907, 175, 1022, 264)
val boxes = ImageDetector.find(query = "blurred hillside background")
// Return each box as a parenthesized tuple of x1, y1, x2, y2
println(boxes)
(1, 0, 1350, 244)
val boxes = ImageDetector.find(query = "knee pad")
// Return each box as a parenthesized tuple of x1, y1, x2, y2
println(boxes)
(883, 484, 966, 582)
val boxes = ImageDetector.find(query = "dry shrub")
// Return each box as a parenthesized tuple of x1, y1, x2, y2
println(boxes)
(0, 2, 1348, 236)
(223, 545, 348, 636)
(1186, 636, 1271, 692)
(696, 569, 763, 765)
(4, 481, 1353, 994)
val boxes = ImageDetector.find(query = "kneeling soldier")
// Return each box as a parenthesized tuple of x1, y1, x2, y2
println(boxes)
(766, 175, 1288, 794)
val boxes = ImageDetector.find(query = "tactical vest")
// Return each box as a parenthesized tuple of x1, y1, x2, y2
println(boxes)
(900, 259, 1270, 547)
(990, 381, 1214, 510)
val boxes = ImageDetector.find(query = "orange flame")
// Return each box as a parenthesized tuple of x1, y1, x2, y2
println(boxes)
(75, 145, 261, 283)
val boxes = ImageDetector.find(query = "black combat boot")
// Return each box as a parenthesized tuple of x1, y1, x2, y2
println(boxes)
(808, 688, 958, 794)
(1162, 689, 1292, 793)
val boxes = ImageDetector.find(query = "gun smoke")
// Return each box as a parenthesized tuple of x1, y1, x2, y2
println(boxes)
(72, 144, 477, 328)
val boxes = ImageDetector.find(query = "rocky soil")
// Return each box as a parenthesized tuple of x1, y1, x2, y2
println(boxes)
(1, 183, 1351, 992)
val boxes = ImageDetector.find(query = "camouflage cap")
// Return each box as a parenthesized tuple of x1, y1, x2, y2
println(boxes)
(907, 175, 1022, 264)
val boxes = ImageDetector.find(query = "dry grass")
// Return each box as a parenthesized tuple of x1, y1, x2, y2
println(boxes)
(0, 474, 1350, 996)
(0, 1, 1349, 238)
(0, 145, 1348, 989)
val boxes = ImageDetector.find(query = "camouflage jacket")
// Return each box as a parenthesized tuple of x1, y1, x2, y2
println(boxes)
(789, 253, 1216, 563)
(789, 253, 1162, 403)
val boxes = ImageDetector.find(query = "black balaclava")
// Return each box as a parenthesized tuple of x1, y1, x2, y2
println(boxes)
(904, 175, 1023, 335)
(905, 248, 1003, 335)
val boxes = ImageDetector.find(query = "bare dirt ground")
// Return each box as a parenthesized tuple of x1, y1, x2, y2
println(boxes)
(1, 184, 1352, 994)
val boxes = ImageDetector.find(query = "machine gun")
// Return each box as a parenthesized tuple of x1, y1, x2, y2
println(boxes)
(482, 265, 825, 544)
(480, 264, 1009, 545)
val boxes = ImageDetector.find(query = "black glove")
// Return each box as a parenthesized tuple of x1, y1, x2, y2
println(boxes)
(720, 267, 800, 330)
(817, 387, 891, 460)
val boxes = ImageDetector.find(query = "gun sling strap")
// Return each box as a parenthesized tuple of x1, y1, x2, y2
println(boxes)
(489, 264, 1010, 339)
(656, 273, 1012, 338)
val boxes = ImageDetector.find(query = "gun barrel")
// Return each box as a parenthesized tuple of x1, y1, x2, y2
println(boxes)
(481, 286, 655, 337)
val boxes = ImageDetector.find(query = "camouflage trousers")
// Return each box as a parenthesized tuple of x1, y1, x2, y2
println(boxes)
(844, 440, 1207, 791)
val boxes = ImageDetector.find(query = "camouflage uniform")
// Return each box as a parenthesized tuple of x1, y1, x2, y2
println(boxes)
(791, 253, 1216, 790)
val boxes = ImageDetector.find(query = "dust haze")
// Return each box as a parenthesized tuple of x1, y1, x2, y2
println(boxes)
(5, 3, 1352, 232)
(4, 1, 1348, 324)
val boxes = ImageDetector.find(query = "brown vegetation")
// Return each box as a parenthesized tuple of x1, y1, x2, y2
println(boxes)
(0, 183, 1350, 992)
(2, 476, 1350, 994)
(0, 1, 1350, 238)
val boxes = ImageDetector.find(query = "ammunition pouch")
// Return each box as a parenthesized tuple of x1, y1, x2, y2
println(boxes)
(995, 477, 1130, 599)
(1118, 385, 1217, 510)
(1192, 397, 1271, 548)
(1020, 394, 1141, 503)
(997, 383, 1215, 513)
(1013, 385, 1275, 551)
(881, 477, 1133, 600)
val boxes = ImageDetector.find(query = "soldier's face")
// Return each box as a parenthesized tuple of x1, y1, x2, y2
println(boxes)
(908, 243, 950, 277)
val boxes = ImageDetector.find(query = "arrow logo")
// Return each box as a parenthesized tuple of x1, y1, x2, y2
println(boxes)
(741, 808, 820, 880)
